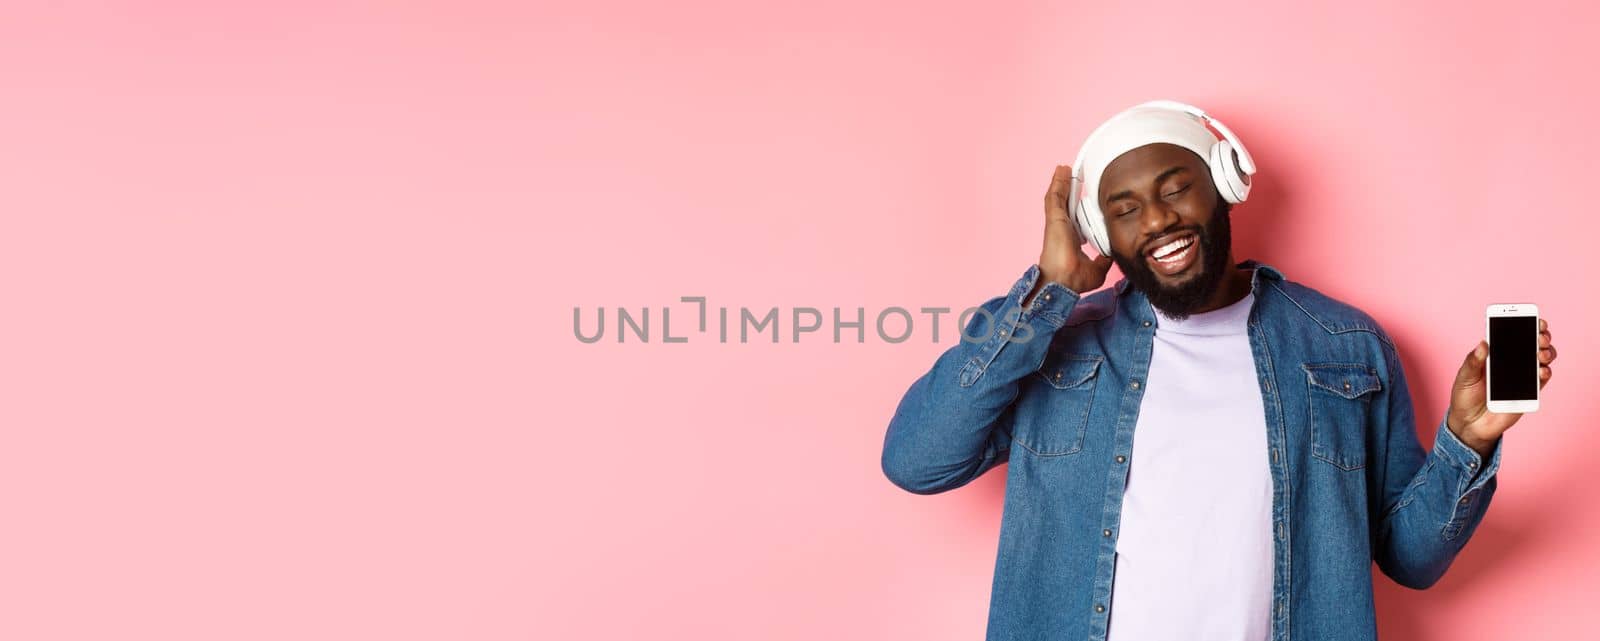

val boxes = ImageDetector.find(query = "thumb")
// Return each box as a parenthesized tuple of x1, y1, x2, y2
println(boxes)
(1454, 341, 1488, 388)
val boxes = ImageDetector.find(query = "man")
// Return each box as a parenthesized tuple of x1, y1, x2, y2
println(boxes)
(879, 102, 1559, 641)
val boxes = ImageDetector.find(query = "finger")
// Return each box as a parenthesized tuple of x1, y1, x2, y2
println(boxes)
(1539, 364, 1552, 387)
(1540, 345, 1556, 364)
(1455, 340, 1488, 388)
(1539, 331, 1551, 348)
(1067, 239, 1093, 264)
(1091, 252, 1114, 274)
(1540, 318, 1547, 332)
(1045, 165, 1071, 212)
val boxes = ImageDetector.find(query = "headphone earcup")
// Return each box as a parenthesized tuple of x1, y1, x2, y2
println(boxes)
(1071, 191, 1109, 257)
(1209, 140, 1250, 204)
(1089, 204, 1110, 257)
(1067, 176, 1106, 256)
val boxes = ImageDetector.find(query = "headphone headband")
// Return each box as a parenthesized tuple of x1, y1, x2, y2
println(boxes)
(1092, 100, 1256, 176)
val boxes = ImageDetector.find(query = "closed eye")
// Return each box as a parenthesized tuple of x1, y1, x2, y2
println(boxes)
(1163, 183, 1192, 199)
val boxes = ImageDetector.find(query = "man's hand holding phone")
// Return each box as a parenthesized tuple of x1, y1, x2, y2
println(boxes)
(1447, 316, 1557, 459)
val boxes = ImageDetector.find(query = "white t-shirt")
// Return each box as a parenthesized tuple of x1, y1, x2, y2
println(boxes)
(1106, 291, 1274, 641)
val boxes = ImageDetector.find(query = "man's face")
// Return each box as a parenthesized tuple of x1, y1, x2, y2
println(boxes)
(1098, 143, 1233, 320)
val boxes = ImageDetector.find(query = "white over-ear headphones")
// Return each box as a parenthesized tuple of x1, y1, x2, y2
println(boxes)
(1068, 100, 1256, 257)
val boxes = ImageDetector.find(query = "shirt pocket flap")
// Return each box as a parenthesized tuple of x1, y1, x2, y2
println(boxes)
(1304, 363, 1382, 399)
(1037, 353, 1104, 389)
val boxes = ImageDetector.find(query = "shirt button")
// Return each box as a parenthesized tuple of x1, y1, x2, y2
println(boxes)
(999, 329, 1008, 338)
(1343, 382, 1352, 391)
(1460, 496, 1471, 504)
(1143, 320, 1151, 327)
(1115, 455, 1127, 464)
(1103, 529, 1112, 537)
(1468, 460, 1478, 468)
(1095, 604, 1105, 613)
(1044, 293, 1053, 302)
(1130, 380, 1140, 389)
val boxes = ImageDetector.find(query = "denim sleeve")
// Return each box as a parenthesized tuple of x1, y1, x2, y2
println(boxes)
(880, 264, 1081, 495)
(1369, 338, 1503, 589)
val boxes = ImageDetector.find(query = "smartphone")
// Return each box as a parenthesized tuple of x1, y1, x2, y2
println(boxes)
(1486, 304, 1540, 413)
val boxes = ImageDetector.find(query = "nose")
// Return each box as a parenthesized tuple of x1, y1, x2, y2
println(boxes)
(1139, 199, 1181, 238)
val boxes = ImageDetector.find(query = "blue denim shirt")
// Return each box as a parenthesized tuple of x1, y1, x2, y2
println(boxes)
(881, 260, 1501, 641)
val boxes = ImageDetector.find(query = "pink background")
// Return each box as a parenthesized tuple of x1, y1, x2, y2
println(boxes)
(2, 1, 1596, 639)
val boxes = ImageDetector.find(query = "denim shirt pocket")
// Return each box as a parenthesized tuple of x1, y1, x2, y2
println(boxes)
(1303, 362, 1383, 471)
(1013, 352, 1103, 456)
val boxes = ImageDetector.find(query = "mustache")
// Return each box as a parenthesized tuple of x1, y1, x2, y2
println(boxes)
(1139, 225, 1206, 255)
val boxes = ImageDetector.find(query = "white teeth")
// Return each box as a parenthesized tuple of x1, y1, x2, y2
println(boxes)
(1152, 235, 1195, 259)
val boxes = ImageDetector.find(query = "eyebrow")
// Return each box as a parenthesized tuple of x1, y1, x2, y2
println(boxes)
(1103, 166, 1189, 204)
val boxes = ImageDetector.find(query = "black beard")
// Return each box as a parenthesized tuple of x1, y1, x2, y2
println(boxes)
(1111, 200, 1233, 322)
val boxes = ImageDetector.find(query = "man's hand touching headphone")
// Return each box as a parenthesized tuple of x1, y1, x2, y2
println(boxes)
(1024, 164, 1114, 307)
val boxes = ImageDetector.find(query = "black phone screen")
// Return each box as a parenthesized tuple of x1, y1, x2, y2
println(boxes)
(1488, 315, 1538, 401)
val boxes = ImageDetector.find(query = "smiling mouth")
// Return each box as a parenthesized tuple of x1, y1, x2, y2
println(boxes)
(1145, 232, 1199, 277)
